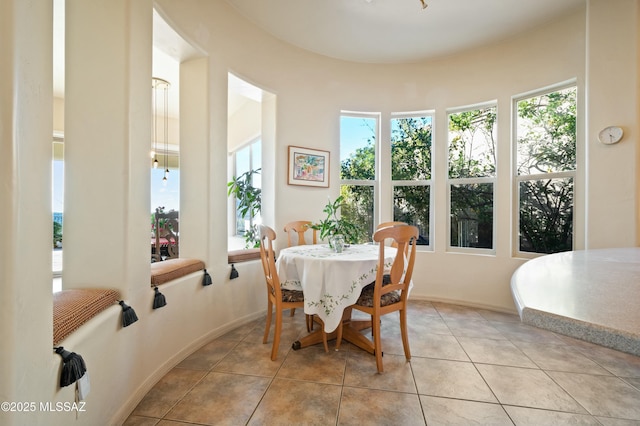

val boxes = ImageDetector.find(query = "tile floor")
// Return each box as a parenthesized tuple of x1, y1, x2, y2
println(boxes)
(124, 300, 640, 425)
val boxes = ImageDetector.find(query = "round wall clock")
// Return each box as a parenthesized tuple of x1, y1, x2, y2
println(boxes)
(598, 126, 624, 145)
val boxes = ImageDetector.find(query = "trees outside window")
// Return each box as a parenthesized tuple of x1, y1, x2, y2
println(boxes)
(515, 85, 576, 254)
(391, 115, 432, 245)
(340, 114, 377, 242)
(448, 105, 497, 250)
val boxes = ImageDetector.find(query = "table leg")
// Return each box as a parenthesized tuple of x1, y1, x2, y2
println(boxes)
(292, 308, 374, 353)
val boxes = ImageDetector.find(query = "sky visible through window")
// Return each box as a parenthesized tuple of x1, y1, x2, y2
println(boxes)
(52, 160, 64, 213)
(151, 168, 180, 212)
(340, 116, 376, 165)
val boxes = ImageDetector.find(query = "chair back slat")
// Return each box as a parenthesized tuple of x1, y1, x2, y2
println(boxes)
(259, 225, 281, 301)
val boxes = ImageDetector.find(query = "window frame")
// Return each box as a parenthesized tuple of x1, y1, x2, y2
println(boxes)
(446, 102, 498, 254)
(389, 111, 435, 249)
(512, 81, 577, 258)
(339, 111, 380, 241)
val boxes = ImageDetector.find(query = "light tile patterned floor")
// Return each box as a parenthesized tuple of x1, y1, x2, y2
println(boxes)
(124, 300, 640, 425)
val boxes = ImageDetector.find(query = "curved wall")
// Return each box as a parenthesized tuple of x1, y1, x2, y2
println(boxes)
(162, 0, 587, 312)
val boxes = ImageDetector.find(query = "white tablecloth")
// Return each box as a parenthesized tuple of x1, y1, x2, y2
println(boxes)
(276, 244, 396, 332)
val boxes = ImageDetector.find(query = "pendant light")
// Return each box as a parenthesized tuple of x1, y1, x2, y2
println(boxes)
(152, 77, 170, 180)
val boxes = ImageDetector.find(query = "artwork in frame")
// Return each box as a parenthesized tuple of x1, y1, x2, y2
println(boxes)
(288, 145, 330, 188)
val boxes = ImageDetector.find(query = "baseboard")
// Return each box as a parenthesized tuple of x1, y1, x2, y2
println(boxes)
(409, 295, 519, 316)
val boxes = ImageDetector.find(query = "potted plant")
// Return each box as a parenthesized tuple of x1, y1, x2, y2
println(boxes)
(310, 195, 364, 247)
(227, 168, 262, 248)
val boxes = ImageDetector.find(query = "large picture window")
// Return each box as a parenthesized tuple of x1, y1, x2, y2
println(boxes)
(515, 85, 576, 254)
(448, 105, 497, 250)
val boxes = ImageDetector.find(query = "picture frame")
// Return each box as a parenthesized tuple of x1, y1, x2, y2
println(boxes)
(287, 145, 330, 188)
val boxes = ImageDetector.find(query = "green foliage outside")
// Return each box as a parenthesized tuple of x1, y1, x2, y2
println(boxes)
(53, 221, 63, 247)
(448, 107, 496, 248)
(227, 168, 262, 248)
(517, 87, 576, 253)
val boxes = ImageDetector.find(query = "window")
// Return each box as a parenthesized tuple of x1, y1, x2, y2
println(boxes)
(229, 139, 261, 249)
(340, 113, 378, 242)
(515, 85, 576, 254)
(391, 114, 433, 245)
(448, 105, 497, 250)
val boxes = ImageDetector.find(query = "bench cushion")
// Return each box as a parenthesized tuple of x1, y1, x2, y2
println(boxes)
(227, 248, 261, 264)
(151, 258, 205, 286)
(53, 288, 120, 345)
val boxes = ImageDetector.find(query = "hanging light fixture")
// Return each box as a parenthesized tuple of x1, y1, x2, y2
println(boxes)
(152, 77, 170, 180)
(419, 0, 428, 9)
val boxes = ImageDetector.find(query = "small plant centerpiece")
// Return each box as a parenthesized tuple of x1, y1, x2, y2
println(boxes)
(227, 169, 262, 248)
(309, 195, 363, 251)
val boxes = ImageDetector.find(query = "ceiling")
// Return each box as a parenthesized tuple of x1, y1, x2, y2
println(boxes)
(55, 0, 585, 120)
(222, 0, 585, 64)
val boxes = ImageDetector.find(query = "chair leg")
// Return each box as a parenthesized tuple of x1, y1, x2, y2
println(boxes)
(271, 308, 283, 361)
(263, 300, 273, 344)
(290, 307, 296, 317)
(305, 314, 312, 332)
(335, 320, 344, 350)
(372, 314, 383, 373)
(399, 308, 411, 361)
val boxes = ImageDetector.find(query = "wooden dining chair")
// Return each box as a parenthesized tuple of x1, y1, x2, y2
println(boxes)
(339, 224, 418, 373)
(259, 225, 325, 360)
(283, 220, 318, 247)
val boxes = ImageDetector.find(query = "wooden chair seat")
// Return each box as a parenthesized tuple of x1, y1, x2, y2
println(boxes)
(280, 289, 305, 303)
(356, 287, 400, 307)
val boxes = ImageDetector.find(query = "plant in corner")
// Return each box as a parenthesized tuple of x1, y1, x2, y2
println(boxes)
(309, 195, 364, 245)
(227, 168, 262, 248)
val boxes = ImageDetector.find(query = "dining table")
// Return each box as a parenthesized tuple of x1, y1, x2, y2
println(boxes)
(276, 243, 397, 351)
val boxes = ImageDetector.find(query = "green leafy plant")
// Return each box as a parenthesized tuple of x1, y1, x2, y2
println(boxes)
(227, 169, 262, 248)
(309, 195, 364, 245)
(53, 220, 63, 248)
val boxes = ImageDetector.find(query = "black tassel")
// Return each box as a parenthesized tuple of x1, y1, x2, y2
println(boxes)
(118, 300, 138, 327)
(54, 346, 87, 387)
(152, 286, 167, 309)
(202, 269, 212, 286)
(230, 264, 239, 279)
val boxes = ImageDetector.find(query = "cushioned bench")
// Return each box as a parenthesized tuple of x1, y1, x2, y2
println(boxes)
(150, 258, 205, 286)
(227, 248, 260, 264)
(53, 288, 121, 345)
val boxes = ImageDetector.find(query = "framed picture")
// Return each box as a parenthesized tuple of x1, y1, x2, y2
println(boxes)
(288, 145, 330, 187)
